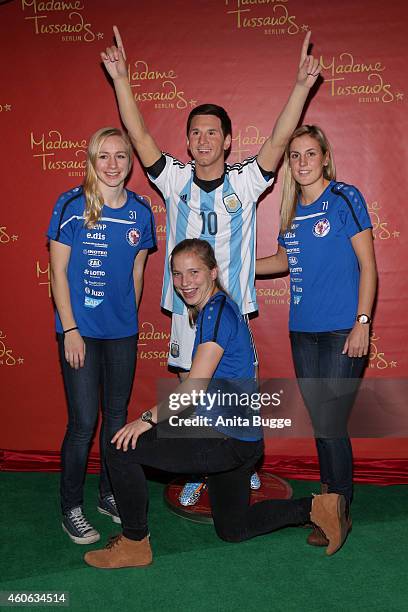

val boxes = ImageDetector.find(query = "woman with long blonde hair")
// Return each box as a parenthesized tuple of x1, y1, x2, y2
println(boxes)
(257, 124, 377, 547)
(48, 127, 156, 545)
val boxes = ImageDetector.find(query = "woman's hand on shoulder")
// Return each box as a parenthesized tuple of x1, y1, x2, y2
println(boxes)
(64, 330, 86, 369)
(111, 419, 150, 451)
(342, 323, 370, 358)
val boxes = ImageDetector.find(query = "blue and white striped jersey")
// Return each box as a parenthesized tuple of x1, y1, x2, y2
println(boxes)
(148, 154, 274, 315)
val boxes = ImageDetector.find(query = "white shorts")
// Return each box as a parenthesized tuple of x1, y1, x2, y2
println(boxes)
(168, 312, 196, 371)
(168, 311, 259, 371)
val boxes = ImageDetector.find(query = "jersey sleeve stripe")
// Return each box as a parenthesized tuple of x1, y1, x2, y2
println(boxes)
(331, 187, 362, 232)
(212, 295, 227, 342)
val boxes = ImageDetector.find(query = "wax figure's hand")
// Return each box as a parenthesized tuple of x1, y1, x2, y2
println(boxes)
(64, 330, 86, 369)
(342, 323, 370, 358)
(111, 418, 151, 451)
(296, 31, 321, 89)
(101, 26, 128, 80)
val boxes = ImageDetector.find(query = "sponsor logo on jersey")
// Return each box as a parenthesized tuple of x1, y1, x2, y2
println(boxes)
(180, 193, 188, 204)
(284, 231, 296, 239)
(223, 193, 242, 213)
(88, 258, 102, 268)
(290, 267, 302, 274)
(84, 296, 103, 308)
(126, 227, 141, 246)
(313, 218, 331, 238)
(286, 247, 300, 254)
(288, 256, 298, 265)
(293, 295, 302, 305)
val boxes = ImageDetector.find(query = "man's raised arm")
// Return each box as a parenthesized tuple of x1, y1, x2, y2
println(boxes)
(257, 31, 321, 173)
(101, 26, 161, 168)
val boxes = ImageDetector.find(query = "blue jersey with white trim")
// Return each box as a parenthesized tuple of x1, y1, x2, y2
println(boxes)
(278, 181, 372, 332)
(47, 186, 156, 339)
(192, 292, 261, 441)
(148, 154, 274, 315)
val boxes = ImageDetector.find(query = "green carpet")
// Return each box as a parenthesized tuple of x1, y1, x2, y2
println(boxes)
(1, 473, 407, 612)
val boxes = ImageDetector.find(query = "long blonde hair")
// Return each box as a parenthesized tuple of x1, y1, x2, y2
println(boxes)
(280, 125, 336, 232)
(83, 127, 133, 228)
(170, 239, 226, 326)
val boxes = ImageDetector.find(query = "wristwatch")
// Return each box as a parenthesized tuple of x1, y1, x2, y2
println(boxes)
(141, 410, 156, 427)
(356, 313, 372, 325)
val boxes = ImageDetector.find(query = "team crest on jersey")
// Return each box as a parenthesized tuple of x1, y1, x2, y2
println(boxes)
(126, 227, 141, 246)
(170, 342, 180, 358)
(223, 193, 242, 213)
(313, 218, 330, 238)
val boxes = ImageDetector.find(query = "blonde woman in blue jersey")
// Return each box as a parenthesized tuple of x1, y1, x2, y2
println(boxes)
(84, 238, 349, 569)
(257, 125, 377, 547)
(48, 127, 156, 545)
(100, 27, 323, 505)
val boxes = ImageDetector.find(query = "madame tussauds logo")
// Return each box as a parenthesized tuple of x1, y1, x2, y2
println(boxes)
(30, 129, 87, 175)
(21, 0, 99, 42)
(320, 52, 403, 104)
(225, 0, 301, 36)
(128, 60, 196, 111)
(138, 321, 170, 365)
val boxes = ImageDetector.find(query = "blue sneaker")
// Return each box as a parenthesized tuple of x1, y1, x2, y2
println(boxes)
(178, 481, 206, 506)
(62, 507, 100, 545)
(97, 494, 121, 524)
(250, 472, 261, 490)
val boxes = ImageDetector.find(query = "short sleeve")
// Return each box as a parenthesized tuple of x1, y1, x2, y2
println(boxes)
(147, 153, 192, 201)
(196, 295, 238, 351)
(47, 188, 83, 247)
(335, 184, 372, 238)
(137, 198, 157, 250)
(227, 157, 274, 208)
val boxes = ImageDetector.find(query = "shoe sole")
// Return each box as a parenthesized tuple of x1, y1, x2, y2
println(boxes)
(97, 506, 122, 524)
(62, 523, 100, 545)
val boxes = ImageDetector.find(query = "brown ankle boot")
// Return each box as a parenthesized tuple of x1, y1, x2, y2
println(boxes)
(310, 493, 348, 556)
(307, 484, 329, 546)
(84, 534, 152, 569)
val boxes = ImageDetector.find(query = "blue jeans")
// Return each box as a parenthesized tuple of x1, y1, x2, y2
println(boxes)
(290, 330, 367, 504)
(58, 334, 137, 513)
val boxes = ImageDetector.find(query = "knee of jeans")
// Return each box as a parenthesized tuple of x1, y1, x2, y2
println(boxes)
(65, 424, 95, 443)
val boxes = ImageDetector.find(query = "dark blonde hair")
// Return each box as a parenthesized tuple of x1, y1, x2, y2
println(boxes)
(83, 127, 133, 228)
(170, 239, 225, 326)
(280, 125, 336, 232)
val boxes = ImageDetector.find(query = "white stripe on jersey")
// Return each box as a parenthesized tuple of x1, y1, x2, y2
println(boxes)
(294, 211, 326, 221)
(149, 154, 273, 315)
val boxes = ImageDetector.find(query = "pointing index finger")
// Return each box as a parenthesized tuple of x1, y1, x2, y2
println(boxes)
(113, 25, 127, 60)
(300, 30, 311, 66)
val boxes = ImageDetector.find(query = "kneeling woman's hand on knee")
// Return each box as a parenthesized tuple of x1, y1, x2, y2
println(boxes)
(111, 419, 151, 451)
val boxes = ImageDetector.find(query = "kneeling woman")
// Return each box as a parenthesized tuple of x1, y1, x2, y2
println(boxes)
(85, 238, 348, 568)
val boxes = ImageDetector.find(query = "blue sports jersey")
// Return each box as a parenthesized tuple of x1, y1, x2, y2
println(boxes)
(192, 292, 262, 441)
(278, 181, 372, 332)
(47, 186, 156, 339)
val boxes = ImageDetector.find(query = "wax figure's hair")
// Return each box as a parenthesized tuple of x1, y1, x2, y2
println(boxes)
(280, 125, 336, 232)
(186, 104, 232, 139)
(83, 127, 133, 228)
(171, 238, 226, 326)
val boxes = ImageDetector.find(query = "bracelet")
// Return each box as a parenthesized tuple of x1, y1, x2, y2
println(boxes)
(63, 326, 79, 335)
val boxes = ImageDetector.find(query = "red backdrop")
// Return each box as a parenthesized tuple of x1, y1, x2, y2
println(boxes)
(1, 0, 407, 483)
